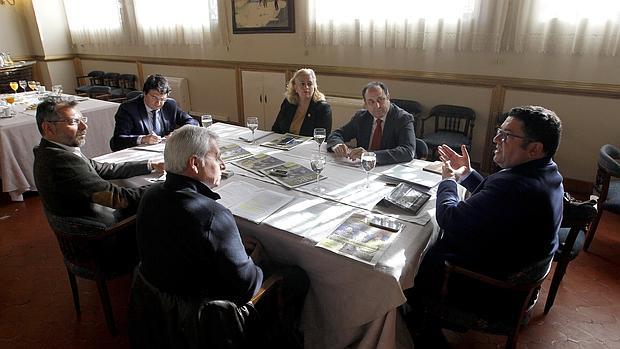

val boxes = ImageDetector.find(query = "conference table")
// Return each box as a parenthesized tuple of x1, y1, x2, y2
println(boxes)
(94, 122, 446, 349)
(0, 92, 119, 201)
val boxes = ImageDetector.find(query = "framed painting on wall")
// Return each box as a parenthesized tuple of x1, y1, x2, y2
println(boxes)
(232, 0, 295, 34)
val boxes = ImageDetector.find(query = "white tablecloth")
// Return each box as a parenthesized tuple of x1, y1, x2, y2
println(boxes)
(94, 122, 444, 349)
(0, 93, 119, 201)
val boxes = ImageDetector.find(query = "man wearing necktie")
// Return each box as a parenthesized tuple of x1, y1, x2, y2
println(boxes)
(326, 81, 416, 165)
(110, 74, 198, 151)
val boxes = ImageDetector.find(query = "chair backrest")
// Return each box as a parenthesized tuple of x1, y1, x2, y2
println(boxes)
(391, 98, 423, 137)
(44, 209, 137, 278)
(415, 138, 429, 160)
(118, 74, 137, 90)
(102, 72, 120, 88)
(594, 144, 620, 200)
(87, 70, 106, 85)
(428, 104, 476, 138)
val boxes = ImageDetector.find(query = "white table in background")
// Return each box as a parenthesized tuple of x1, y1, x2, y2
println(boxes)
(94, 122, 443, 349)
(0, 92, 119, 201)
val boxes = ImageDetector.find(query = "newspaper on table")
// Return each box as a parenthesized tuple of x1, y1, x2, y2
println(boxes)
(220, 143, 253, 162)
(260, 133, 311, 151)
(233, 153, 285, 175)
(260, 161, 326, 189)
(316, 213, 402, 266)
(379, 164, 442, 188)
(215, 181, 294, 224)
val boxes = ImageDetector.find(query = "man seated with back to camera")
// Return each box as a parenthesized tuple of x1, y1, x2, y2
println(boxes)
(130, 125, 308, 348)
(404, 106, 564, 346)
(33, 99, 164, 227)
(325, 81, 416, 165)
(110, 74, 198, 151)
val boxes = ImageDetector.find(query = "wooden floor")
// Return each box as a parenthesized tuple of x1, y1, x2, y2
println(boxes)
(1, 193, 619, 348)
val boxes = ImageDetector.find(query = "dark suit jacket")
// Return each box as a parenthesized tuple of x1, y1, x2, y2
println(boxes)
(136, 172, 263, 305)
(271, 98, 332, 136)
(325, 103, 416, 165)
(416, 158, 563, 293)
(110, 95, 198, 151)
(33, 138, 151, 226)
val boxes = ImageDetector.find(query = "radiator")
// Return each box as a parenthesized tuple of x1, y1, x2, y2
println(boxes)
(326, 96, 364, 129)
(164, 76, 191, 112)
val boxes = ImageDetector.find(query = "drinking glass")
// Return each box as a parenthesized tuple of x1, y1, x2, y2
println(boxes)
(310, 154, 326, 193)
(52, 85, 63, 96)
(18, 80, 27, 93)
(313, 127, 326, 154)
(28, 80, 37, 92)
(201, 114, 213, 128)
(246, 116, 259, 144)
(9, 81, 18, 95)
(361, 151, 377, 188)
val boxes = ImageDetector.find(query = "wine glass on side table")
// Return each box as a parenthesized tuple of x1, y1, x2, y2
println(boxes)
(246, 116, 259, 144)
(313, 128, 326, 154)
(9, 81, 18, 96)
(310, 154, 326, 193)
(361, 151, 376, 188)
(18, 80, 27, 93)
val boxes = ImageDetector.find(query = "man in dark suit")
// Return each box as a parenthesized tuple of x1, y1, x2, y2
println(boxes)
(33, 100, 164, 226)
(110, 74, 198, 151)
(325, 81, 416, 165)
(406, 106, 563, 345)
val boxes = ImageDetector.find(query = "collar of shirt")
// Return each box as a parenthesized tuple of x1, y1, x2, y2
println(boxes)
(144, 102, 158, 116)
(47, 139, 84, 159)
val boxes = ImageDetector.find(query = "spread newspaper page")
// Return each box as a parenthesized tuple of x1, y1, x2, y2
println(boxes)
(316, 213, 401, 266)
(260, 162, 326, 189)
(215, 181, 294, 224)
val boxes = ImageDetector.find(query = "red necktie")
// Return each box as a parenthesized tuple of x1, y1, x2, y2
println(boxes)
(370, 119, 383, 150)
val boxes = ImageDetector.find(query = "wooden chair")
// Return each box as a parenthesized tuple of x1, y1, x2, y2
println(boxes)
(416, 138, 429, 160)
(44, 210, 138, 335)
(584, 144, 620, 251)
(421, 104, 476, 160)
(391, 98, 423, 137)
(544, 193, 597, 314)
(129, 266, 287, 348)
(75, 70, 105, 95)
(420, 256, 553, 349)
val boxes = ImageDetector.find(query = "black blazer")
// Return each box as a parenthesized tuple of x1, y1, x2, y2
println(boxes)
(271, 98, 332, 136)
(326, 103, 416, 165)
(110, 95, 198, 151)
(33, 138, 151, 226)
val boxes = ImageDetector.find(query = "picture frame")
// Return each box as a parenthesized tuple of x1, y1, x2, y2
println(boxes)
(232, 0, 295, 34)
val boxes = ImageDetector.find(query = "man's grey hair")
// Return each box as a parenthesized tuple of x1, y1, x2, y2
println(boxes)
(164, 125, 218, 174)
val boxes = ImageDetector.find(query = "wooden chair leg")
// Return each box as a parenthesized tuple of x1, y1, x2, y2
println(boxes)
(584, 211, 603, 252)
(96, 278, 117, 335)
(66, 268, 81, 316)
(544, 261, 568, 314)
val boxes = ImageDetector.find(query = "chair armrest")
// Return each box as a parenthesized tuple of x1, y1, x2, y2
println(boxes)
(108, 96, 126, 103)
(250, 272, 284, 305)
(93, 93, 112, 101)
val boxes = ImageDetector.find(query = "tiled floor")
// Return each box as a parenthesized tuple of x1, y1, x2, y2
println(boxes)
(1, 193, 619, 348)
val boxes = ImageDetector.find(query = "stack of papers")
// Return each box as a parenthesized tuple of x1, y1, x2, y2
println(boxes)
(379, 164, 442, 188)
(216, 181, 294, 224)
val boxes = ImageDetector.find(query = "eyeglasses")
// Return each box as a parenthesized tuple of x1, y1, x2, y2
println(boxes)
(147, 93, 168, 103)
(49, 116, 88, 126)
(495, 128, 526, 143)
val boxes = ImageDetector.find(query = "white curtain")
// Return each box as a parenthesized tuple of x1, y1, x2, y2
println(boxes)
(63, 0, 124, 45)
(305, 0, 510, 52)
(132, 0, 221, 45)
(506, 0, 620, 55)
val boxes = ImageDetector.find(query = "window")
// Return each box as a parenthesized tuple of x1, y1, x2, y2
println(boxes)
(63, 0, 123, 44)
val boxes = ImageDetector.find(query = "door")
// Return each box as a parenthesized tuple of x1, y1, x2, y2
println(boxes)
(241, 70, 286, 130)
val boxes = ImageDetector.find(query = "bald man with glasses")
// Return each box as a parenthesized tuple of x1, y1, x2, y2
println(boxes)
(405, 106, 564, 345)
(34, 100, 164, 226)
(110, 74, 198, 151)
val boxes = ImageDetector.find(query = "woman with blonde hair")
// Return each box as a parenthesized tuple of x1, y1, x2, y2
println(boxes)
(271, 68, 332, 136)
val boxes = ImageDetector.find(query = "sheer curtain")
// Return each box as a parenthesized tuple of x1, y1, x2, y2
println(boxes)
(506, 0, 620, 55)
(305, 0, 510, 52)
(132, 0, 221, 45)
(63, 0, 124, 45)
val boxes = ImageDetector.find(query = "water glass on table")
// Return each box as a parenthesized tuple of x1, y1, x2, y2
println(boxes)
(201, 114, 213, 128)
(310, 154, 326, 193)
(361, 151, 376, 188)
(246, 116, 259, 144)
(313, 128, 326, 154)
